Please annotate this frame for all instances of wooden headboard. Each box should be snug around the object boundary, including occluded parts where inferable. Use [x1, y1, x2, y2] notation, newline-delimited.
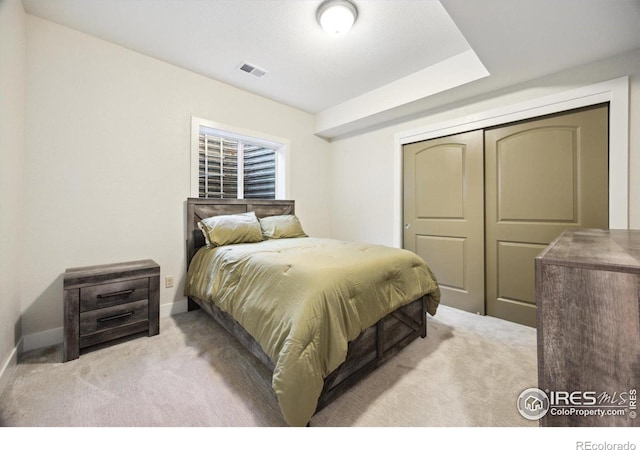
[186, 198, 295, 265]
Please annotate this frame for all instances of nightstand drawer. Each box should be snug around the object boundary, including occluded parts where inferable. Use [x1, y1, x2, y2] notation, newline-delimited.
[80, 278, 149, 312]
[80, 299, 149, 337]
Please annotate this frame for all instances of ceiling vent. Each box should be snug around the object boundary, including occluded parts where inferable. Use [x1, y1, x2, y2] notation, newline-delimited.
[238, 61, 267, 78]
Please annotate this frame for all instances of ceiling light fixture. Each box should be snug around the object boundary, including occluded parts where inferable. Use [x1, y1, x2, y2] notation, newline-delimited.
[317, 0, 358, 36]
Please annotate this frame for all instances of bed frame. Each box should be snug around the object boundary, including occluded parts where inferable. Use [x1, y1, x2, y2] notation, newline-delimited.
[185, 198, 427, 415]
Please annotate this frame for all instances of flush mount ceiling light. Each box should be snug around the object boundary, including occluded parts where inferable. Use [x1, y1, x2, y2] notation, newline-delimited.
[317, 0, 358, 36]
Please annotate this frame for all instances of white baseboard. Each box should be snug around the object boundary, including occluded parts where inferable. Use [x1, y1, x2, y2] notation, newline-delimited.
[22, 327, 63, 353]
[0, 341, 20, 397]
[19, 300, 190, 354]
[162, 299, 188, 317]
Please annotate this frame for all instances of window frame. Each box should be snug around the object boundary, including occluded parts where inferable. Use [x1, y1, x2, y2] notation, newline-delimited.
[190, 116, 290, 200]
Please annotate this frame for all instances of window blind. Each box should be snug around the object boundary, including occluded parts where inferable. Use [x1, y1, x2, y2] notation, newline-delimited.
[198, 130, 276, 199]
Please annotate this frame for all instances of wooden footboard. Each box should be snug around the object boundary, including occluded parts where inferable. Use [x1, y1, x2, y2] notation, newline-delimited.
[188, 294, 427, 414]
[317, 295, 426, 411]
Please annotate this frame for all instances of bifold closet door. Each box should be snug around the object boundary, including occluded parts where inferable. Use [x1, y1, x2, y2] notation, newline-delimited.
[403, 130, 485, 315]
[484, 104, 609, 327]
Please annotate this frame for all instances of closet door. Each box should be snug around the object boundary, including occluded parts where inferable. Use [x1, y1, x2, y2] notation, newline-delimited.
[403, 130, 485, 314]
[484, 104, 609, 327]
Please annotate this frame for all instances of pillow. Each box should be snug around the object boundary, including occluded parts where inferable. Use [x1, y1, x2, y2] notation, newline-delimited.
[197, 211, 263, 247]
[259, 214, 308, 239]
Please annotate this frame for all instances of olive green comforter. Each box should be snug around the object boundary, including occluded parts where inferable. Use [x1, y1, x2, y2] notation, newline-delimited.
[184, 237, 440, 426]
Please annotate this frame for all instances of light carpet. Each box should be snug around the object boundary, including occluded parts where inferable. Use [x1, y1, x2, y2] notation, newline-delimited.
[0, 305, 538, 427]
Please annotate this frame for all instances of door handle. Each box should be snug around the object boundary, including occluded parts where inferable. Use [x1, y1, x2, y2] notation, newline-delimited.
[405, 223, 411, 229]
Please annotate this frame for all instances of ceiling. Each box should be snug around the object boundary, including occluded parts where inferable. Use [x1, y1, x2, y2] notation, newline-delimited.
[21, 0, 640, 139]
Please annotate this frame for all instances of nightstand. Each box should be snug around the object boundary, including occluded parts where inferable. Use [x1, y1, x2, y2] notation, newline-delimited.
[63, 259, 160, 362]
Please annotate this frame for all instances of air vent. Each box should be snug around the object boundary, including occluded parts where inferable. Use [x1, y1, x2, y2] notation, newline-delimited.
[238, 61, 267, 78]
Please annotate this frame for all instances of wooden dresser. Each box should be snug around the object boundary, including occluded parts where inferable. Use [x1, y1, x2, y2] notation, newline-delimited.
[63, 259, 160, 361]
[535, 229, 640, 426]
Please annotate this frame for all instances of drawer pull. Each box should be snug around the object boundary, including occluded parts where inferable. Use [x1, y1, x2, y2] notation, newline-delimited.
[97, 289, 134, 299]
[98, 311, 134, 322]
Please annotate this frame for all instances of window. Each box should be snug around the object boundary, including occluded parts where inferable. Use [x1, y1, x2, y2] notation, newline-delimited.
[191, 117, 288, 199]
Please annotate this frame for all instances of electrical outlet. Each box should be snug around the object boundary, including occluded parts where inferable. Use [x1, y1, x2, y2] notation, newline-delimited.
[165, 276, 174, 288]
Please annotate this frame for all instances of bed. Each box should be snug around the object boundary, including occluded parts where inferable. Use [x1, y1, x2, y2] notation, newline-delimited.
[184, 198, 440, 426]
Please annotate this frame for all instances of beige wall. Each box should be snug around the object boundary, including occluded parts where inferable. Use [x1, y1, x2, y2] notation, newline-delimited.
[22, 16, 331, 338]
[330, 49, 640, 246]
[0, 0, 26, 384]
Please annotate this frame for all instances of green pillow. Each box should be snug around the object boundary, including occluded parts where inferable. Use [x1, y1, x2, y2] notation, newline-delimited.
[198, 211, 263, 247]
[259, 215, 308, 239]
